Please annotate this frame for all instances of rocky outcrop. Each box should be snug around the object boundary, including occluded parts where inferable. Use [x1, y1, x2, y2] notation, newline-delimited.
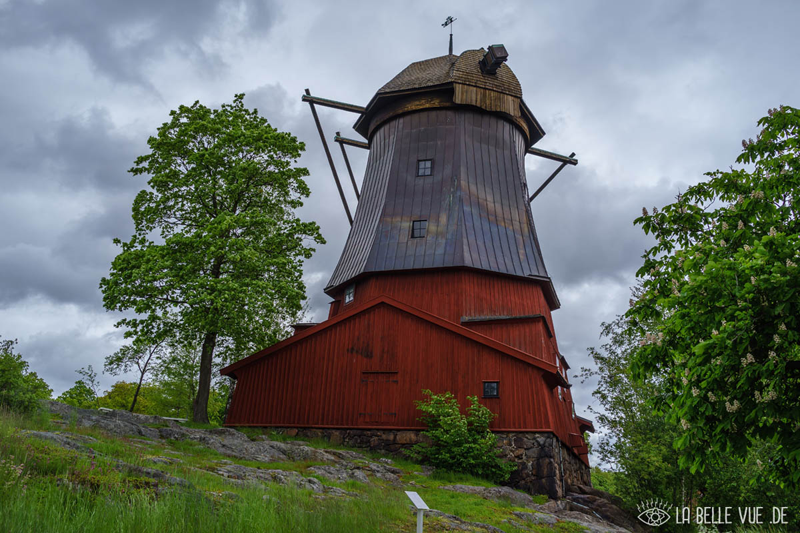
[271, 425, 591, 500]
[440, 484, 535, 508]
[566, 485, 647, 533]
[34, 402, 638, 532]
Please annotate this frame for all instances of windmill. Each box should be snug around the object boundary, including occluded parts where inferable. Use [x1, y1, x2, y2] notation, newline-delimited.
[222, 36, 593, 500]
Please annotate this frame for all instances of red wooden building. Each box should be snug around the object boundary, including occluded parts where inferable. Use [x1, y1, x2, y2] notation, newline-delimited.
[221, 45, 594, 494]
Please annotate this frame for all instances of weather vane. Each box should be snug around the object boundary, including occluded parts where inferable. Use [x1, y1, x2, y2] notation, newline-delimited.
[442, 16, 456, 55]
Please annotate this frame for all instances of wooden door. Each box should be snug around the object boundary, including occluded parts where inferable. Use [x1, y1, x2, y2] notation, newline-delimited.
[358, 371, 398, 425]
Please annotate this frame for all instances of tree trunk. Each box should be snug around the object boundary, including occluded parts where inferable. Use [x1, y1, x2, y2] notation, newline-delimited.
[192, 331, 217, 423]
[130, 372, 145, 413]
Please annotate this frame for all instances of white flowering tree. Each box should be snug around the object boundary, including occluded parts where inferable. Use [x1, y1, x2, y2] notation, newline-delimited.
[628, 105, 800, 487]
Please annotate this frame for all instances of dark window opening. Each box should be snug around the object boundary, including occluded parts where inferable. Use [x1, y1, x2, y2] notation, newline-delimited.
[483, 381, 499, 398]
[344, 284, 355, 305]
[411, 220, 427, 239]
[417, 159, 433, 177]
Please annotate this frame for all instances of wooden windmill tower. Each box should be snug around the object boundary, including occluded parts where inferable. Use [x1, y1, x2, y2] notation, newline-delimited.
[222, 38, 594, 498]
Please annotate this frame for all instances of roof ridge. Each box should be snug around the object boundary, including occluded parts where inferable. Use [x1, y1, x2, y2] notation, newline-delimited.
[220, 295, 561, 378]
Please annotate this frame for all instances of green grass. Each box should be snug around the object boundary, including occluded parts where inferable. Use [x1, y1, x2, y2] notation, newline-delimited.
[0, 407, 612, 533]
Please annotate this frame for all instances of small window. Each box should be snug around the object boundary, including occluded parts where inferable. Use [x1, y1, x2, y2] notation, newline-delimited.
[344, 284, 355, 305]
[483, 381, 499, 398]
[411, 220, 427, 239]
[417, 159, 432, 177]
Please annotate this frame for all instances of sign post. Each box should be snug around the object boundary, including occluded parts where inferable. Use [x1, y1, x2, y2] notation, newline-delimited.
[405, 491, 429, 533]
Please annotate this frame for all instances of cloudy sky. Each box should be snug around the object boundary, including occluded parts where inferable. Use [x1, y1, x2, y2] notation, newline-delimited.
[1, 0, 796, 429]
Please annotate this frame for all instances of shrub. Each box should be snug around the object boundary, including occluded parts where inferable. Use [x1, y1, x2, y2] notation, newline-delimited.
[0, 337, 52, 414]
[408, 390, 515, 483]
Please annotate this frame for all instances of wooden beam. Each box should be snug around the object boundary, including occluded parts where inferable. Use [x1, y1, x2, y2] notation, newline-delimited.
[526, 147, 578, 165]
[304, 89, 353, 226]
[336, 131, 360, 200]
[528, 152, 576, 203]
[300, 94, 365, 114]
[334, 135, 369, 150]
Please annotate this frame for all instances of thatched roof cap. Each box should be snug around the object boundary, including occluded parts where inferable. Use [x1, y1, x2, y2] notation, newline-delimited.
[354, 48, 543, 147]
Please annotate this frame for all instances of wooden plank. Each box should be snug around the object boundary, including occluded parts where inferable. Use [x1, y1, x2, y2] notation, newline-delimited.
[300, 94, 365, 114]
[526, 147, 578, 165]
[304, 89, 353, 225]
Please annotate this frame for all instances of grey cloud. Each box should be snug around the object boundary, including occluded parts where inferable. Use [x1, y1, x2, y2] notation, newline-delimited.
[0, 0, 279, 87]
[0, 243, 103, 307]
[21, 326, 124, 396]
[0, 106, 143, 194]
[533, 169, 683, 288]
[0, 193, 135, 308]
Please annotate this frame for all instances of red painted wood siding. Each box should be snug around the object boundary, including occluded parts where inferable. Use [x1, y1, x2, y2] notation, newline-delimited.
[331, 270, 558, 348]
[463, 320, 557, 366]
[225, 301, 587, 463]
[227, 303, 554, 429]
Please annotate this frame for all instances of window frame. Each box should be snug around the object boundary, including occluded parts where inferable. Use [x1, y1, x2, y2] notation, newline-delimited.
[410, 219, 428, 239]
[344, 284, 355, 305]
[416, 159, 433, 177]
[482, 380, 500, 399]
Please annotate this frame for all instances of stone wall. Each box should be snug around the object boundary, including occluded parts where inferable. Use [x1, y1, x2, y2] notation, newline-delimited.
[495, 432, 591, 499]
[270, 427, 591, 499]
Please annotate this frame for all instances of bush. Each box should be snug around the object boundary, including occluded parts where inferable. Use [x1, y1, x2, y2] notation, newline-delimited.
[0, 337, 52, 414]
[408, 390, 515, 483]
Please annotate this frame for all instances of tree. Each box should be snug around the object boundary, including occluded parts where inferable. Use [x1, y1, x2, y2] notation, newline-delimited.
[0, 336, 52, 413]
[105, 336, 167, 412]
[585, 306, 800, 526]
[57, 366, 100, 409]
[100, 94, 324, 423]
[582, 310, 687, 509]
[628, 105, 800, 486]
[408, 390, 515, 483]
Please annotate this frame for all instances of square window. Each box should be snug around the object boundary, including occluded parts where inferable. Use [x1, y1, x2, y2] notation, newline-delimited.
[344, 284, 355, 305]
[417, 159, 432, 177]
[411, 220, 427, 239]
[483, 381, 499, 398]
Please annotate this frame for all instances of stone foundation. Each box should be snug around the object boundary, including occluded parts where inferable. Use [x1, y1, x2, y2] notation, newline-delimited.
[495, 432, 591, 499]
[269, 427, 590, 499]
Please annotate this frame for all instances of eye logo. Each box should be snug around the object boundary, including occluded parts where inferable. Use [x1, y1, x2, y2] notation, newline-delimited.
[637, 499, 672, 527]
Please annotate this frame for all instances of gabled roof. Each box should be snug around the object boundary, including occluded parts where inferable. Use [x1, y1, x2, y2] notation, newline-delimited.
[220, 295, 566, 386]
[576, 415, 595, 434]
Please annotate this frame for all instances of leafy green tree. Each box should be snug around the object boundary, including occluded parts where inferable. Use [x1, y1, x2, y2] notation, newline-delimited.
[105, 336, 167, 412]
[57, 366, 100, 409]
[585, 311, 799, 528]
[98, 381, 159, 414]
[409, 390, 515, 483]
[628, 105, 800, 486]
[0, 336, 52, 413]
[100, 94, 325, 423]
[582, 312, 687, 509]
[57, 381, 97, 409]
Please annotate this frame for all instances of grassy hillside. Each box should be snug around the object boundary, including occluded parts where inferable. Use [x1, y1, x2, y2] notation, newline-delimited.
[0, 405, 599, 533]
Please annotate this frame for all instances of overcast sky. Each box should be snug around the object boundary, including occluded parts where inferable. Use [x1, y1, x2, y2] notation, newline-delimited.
[1, 0, 797, 436]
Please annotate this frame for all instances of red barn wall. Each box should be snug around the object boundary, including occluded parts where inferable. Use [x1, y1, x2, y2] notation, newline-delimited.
[329, 270, 558, 349]
[226, 302, 571, 440]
